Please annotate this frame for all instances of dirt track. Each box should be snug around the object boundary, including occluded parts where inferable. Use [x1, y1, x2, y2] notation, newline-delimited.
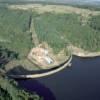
[30, 18, 39, 46]
[8, 4, 100, 16]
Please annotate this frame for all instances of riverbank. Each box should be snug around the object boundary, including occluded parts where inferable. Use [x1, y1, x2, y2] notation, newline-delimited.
[68, 45, 100, 58]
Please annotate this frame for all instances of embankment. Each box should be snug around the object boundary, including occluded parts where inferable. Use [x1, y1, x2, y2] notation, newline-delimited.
[69, 45, 100, 58]
[7, 54, 72, 79]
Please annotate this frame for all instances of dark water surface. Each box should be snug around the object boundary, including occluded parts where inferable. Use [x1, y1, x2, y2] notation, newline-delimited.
[18, 56, 100, 100]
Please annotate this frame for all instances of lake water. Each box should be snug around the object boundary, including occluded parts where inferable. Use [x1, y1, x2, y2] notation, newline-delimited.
[17, 56, 100, 100]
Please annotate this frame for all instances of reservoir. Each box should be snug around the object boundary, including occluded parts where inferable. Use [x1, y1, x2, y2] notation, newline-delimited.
[17, 56, 100, 100]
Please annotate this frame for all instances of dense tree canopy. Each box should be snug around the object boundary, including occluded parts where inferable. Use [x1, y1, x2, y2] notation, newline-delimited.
[33, 12, 100, 52]
[89, 15, 100, 31]
[0, 8, 33, 58]
[0, 46, 18, 68]
[0, 75, 43, 100]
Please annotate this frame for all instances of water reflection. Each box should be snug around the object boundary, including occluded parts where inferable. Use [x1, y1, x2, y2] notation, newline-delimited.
[17, 56, 100, 100]
[18, 79, 56, 100]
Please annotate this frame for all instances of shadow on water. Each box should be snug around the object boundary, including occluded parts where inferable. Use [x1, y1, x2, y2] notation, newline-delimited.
[6, 66, 38, 75]
[6, 62, 68, 75]
[7, 56, 100, 100]
[5, 65, 59, 76]
[17, 79, 56, 100]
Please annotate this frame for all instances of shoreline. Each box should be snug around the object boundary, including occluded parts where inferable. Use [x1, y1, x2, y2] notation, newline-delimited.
[8, 49, 100, 79]
[73, 52, 100, 58]
[68, 45, 100, 58]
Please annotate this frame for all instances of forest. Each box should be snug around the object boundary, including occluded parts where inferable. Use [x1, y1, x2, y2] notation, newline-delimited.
[0, 75, 42, 100]
[0, 8, 33, 58]
[0, 46, 42, 100]
[0, 5, 100, 56]
[33, 12, 100, 52]
[0, 4, 100, 99]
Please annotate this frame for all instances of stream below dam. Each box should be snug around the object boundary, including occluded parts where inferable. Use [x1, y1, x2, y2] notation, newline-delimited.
[17, 56, 100, 100]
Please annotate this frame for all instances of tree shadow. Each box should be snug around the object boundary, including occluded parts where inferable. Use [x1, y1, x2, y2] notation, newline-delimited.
[6, 66, 56, 100]
[6, 57, 70, 76]
[5, 64, 60, 76]
[6, 65, 34, 75]
[17, 79, 56, 100]
[0, 47, 18, 74]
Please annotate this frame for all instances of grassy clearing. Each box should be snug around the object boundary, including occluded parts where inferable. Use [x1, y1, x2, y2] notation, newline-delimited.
[9, 4, 100, 16]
